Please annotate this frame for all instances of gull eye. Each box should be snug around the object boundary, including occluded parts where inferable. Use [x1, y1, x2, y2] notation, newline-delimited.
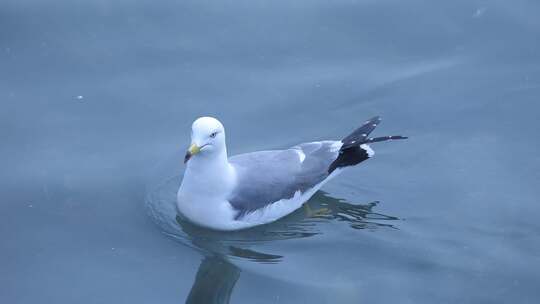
[210, 132, 217, 138]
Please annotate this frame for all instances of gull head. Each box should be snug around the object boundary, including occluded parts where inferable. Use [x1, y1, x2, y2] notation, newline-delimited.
[184, 117, 226, 164]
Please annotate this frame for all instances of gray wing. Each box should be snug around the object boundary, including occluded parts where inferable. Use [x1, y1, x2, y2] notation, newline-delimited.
[228, 141, 340, 217]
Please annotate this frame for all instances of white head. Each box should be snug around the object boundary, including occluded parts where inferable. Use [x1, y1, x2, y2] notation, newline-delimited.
[184, 117, 227, 164]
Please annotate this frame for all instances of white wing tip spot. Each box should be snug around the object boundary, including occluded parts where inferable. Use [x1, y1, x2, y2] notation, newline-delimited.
[360, 144, 375, 157]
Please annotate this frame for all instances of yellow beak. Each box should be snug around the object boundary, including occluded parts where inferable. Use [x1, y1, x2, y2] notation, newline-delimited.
[189, 144, 201, 155]
[184, 144, 201, 163]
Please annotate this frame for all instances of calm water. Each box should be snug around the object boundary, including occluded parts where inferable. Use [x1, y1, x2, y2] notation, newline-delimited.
[2, 0, 540, 303]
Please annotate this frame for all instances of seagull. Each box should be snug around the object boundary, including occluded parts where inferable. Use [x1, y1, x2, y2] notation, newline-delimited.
[177, 116, 406, 231]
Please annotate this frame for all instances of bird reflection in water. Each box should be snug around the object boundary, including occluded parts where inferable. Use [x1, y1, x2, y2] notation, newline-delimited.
[185, 256, 240, 304]
[146, 177, 398, 303]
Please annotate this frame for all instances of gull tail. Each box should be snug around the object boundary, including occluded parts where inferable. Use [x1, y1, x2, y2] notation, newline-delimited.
[328, 116, 407, 173]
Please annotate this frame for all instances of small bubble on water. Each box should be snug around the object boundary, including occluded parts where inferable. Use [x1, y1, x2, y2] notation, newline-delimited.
[473, 7, 486, 18]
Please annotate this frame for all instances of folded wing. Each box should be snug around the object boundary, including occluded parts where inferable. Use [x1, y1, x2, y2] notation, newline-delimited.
[228, 141, 340, 218]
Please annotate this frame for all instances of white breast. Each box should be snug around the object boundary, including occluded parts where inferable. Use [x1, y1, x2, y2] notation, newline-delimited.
[177, 157, 239, 230]
[176, 191, 239, 230]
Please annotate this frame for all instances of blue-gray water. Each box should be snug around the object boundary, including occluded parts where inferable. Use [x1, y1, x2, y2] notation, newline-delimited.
[2, 0, 540, 303]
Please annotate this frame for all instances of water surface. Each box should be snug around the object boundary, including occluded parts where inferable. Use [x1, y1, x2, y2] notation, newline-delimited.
[2, 0, 540, 303]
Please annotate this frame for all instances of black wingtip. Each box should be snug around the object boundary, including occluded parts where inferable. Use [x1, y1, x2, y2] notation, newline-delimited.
[341, 116, 382, 149]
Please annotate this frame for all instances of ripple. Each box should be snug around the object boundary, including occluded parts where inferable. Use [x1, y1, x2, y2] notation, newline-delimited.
[145, 174, 398, 263]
